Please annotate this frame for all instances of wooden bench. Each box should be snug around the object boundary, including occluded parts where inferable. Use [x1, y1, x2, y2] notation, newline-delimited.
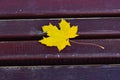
[0, 0, 120, 80]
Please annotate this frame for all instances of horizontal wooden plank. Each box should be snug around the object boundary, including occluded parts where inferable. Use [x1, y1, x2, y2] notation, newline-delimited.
[0, 65, 119, 80]
[0, 0, 120, 18]
[0, 39, 119, 65]
[0, 18, 120, 40]
[0, 39, 120, 59]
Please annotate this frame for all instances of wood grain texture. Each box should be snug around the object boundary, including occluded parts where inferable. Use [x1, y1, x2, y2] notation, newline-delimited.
[0, 0, 120, 18]
[0, 18, 120, 40]
[0, 65, 119, 80]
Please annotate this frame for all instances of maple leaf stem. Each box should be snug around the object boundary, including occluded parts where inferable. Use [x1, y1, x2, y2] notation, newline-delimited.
[70, 40, 104, 49]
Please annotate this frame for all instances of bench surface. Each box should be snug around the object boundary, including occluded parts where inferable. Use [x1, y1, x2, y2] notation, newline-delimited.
[0, 0, 120, 80]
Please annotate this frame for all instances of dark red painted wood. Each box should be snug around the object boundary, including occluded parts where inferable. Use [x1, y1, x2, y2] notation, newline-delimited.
[0, 65, 119, 80]
[0, 18, 120, 40]
[0, 39, 119, 61]
[0, 0, 120, 18]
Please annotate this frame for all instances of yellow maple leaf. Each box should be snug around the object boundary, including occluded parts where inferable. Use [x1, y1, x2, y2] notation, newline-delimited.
[38, 19, 78, 51]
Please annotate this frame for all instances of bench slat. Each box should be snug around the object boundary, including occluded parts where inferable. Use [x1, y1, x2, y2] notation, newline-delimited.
[0, 39, 119, 65]
[0, 65, 119, 80]
[0, 0, 120, 18]
[0, 18, 120, 40]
